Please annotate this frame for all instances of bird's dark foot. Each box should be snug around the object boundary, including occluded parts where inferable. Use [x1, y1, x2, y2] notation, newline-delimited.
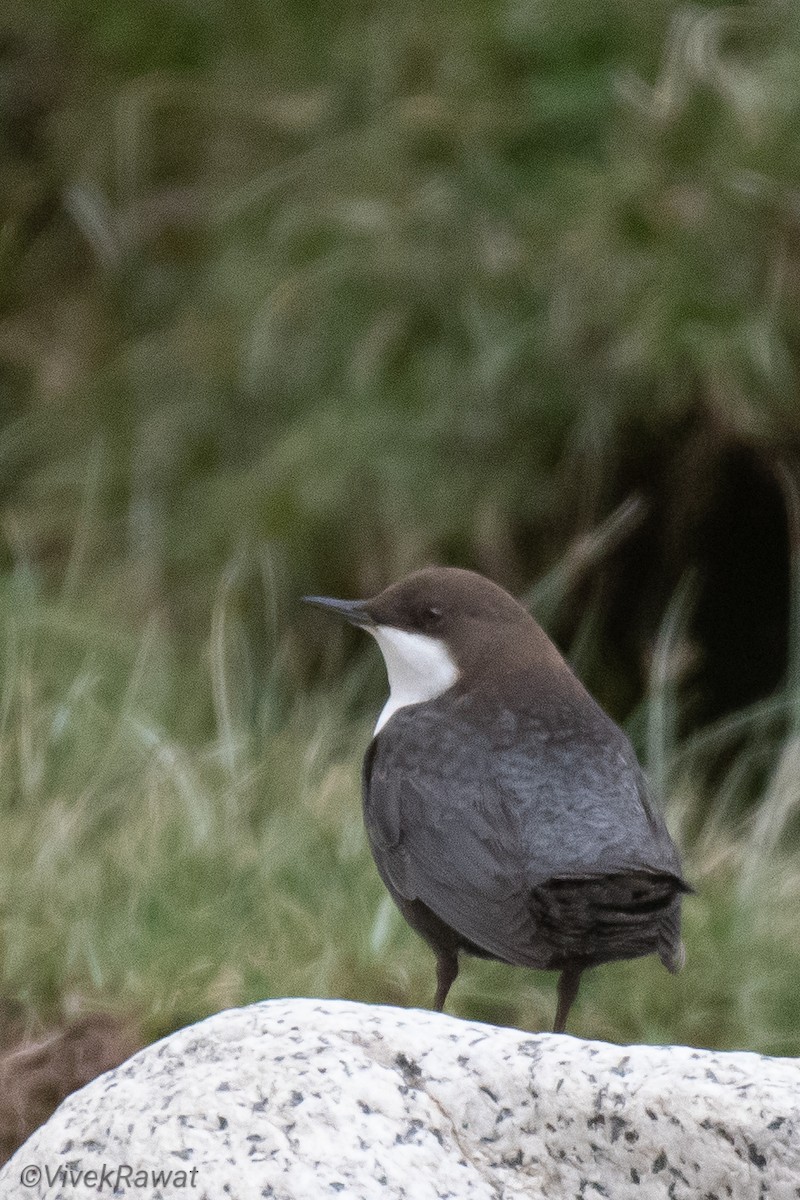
[433, 951, 459, 1011]
[553, 963, 584, 1033]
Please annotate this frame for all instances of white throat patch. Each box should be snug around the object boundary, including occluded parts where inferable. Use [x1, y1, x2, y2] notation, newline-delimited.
[369, 626, 460, 734]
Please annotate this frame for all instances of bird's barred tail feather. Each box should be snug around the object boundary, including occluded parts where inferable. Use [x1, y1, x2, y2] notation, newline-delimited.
[530, 870, 686, 970]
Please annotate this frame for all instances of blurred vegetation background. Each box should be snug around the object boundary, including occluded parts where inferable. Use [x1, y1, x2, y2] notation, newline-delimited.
[2, 0, 800, 1077]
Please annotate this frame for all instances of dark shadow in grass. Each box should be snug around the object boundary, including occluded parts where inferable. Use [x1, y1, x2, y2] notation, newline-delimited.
[0, 1003, 142, 1164]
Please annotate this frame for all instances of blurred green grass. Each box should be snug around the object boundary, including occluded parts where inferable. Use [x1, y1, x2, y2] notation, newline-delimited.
[2, 0, 800, 1054]
[3, 0, 800, 616]
[2, 556, 800, 1054]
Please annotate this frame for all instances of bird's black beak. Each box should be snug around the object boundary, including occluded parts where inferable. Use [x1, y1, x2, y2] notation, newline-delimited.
[302, 595, 375, 628]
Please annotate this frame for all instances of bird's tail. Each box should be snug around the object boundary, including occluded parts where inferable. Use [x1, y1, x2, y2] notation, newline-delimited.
[531, 870, 687, 969]
[657, 900, 686, 973]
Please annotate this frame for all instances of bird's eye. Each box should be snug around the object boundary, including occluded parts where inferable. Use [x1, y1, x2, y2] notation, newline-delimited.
[422, 605, 442, 626]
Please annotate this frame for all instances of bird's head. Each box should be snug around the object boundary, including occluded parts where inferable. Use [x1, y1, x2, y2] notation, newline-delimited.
[304, 567, 535, 730]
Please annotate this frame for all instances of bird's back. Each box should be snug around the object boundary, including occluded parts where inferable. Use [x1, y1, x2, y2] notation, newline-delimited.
[363, 676, 687, 973]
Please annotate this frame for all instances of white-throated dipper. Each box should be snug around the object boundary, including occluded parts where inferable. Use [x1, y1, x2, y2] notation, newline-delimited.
[305, 566, 688, 1032]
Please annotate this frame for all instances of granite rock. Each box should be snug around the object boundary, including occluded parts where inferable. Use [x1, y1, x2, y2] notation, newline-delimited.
[1, 998, 798, 1199]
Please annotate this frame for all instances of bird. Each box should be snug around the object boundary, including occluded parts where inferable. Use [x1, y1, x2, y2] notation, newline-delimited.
[304, 566, 689, 1032]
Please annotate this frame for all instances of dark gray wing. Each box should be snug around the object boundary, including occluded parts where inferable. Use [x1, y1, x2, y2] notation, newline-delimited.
[363, 689, 686, 969]
[364, 722, 542, 966]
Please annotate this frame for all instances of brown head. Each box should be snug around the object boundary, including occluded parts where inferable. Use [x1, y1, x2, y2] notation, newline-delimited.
[304, 567, 567, 731]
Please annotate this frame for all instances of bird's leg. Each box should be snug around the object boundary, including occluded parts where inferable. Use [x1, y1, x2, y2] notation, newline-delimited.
[433, 950, 459, 1011]
[553, 963, 583, 1033]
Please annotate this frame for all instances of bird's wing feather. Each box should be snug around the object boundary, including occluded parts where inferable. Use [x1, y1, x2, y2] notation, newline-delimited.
[364, 733, 541, 965]
[363, 690, 686, 968]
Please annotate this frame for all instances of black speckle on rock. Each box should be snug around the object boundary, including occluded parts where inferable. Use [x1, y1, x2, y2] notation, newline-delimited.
[395, 1053, 423, 1086]
[480, 1085, 498, 1103]
[503, 1150, 523, 1168]
[252, 1097, 269, 1113]
[218, 1116, 228, 1130]
[587, 1114, 606, 1130]
[611, 1056, 631, 1077]
[577, 1182, 608, 1197]
[290, 1091, 304, 1107]
[217, 1081, 232, 1092]
[653, 1151, 667, 1173]
[646, 1108, 658, 1121]
[631, 1168, 640, 1184]
[624, 1130, 640, 1143]
[329, 1183, 345, 1193]
[747, 1143, 767, 1170]
[395, 1118, 425, 1145]
[767, 1116, 785, 1131]
[609, 1116, 627, 1143]
[358, 1100, 373, 1114]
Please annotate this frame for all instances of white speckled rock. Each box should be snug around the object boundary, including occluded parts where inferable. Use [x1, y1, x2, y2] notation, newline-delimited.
[2, 998, 798, 1199]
